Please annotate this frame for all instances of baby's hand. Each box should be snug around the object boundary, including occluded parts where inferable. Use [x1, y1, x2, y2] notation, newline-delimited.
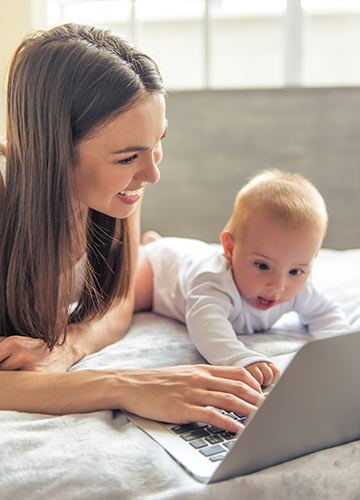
[245, 361, 280, 388]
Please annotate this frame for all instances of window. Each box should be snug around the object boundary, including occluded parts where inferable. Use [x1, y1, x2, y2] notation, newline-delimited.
[47, 0, 360, 89]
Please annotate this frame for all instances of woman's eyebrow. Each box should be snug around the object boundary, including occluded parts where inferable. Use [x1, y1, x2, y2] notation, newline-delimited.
[111, 145, 148, 154]
[110, 121, 168, 155]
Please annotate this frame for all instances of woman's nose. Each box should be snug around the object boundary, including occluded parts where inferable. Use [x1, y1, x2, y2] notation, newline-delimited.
[154, 142, 163, 166]
[150, 165, 161, 184]
[137, 151, 161, 185]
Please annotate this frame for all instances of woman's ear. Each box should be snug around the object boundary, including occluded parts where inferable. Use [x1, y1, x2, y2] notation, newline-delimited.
[221, 231, 234, 262]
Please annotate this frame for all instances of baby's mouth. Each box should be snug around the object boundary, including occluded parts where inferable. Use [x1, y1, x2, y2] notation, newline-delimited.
[258, 297, 274, 305]
[256, 296, 276, 309]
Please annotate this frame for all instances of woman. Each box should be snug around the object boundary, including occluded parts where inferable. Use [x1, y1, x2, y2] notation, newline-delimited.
[0, 23, 261, 432]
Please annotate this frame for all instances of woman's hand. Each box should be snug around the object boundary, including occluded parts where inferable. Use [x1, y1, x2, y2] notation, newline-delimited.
[0, 336, 74, 372]
[114, 364, 264, 433]
[0, 293, 136, 373]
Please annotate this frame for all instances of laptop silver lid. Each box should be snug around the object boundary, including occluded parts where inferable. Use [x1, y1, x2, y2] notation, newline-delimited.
[211, 331, 360, 482]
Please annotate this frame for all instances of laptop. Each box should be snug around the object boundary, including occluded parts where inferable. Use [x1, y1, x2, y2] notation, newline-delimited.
[127, 331, 360, 483]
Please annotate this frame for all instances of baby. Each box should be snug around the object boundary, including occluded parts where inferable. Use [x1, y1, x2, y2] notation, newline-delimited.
[135, 169, 350, 386]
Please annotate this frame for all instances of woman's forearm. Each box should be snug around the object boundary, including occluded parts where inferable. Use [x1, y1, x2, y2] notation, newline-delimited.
[0, 365, 263, 433]
[0, 369, 122, 414]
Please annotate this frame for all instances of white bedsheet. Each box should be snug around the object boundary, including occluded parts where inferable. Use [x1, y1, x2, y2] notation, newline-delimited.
[1, 248, 360, 500]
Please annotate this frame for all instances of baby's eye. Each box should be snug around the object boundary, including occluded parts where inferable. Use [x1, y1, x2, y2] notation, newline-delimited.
[255, 262, 270, 271]
[118, 154, 138, 165]
[289, 268, 303, 276]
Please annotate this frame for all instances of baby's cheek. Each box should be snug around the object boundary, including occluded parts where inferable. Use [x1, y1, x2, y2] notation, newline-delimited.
[286, 281, 307, 301]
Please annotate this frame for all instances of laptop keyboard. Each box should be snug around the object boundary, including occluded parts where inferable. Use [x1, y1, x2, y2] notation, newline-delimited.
[170, 410, 247, 462]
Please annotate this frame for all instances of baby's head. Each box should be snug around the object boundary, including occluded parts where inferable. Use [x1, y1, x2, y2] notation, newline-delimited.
[221, 169, 328, 310]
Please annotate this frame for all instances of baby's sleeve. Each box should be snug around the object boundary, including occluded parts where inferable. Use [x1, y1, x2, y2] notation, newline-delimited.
[294, 280, 351, 334]
[185, 275, 272, 367]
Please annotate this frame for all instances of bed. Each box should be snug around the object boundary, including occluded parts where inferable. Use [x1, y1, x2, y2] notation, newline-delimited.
[1, 88, 360, 499]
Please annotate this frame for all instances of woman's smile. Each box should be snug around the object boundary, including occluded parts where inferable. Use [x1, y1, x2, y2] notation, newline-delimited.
[117, 187, 144, 204]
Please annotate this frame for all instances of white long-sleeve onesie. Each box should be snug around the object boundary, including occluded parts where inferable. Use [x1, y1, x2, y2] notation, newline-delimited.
[141, 237, 350, 367]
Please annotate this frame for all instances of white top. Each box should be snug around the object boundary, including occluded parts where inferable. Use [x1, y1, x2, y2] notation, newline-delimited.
[141, 237, 351, 367]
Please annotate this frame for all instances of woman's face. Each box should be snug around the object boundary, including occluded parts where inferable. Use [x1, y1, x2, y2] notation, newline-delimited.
[73, 93, 166, 219]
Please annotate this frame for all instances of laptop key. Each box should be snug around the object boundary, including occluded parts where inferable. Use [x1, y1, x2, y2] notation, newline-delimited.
[190, 438, 208, 449]
[205, 434, 224, 445]
[180, 429, 210, 441]
[224, 439, 237, 449]
[210, 454, 226, 462]
[207, 425, 224, 434]
[170, 422, 207, 434]
[213, 408, 227, 414]
[199, 444, 226, 457]
[220, 431, 236, 440]
[233, 414, 247, 423]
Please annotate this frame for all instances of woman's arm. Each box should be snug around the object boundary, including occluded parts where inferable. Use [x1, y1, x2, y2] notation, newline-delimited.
[0, 364, 263, 433]
[0, 203, 141, 372]
[0, 296, 135, 372]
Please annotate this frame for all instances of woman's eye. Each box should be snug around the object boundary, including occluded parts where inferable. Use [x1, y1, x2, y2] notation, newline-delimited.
[255, 262, 269, 271]
[289, 268, 302, 276]
[118, 154, 138, 165]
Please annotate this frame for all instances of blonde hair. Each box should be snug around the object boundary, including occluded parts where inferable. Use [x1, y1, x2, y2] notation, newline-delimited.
[223, 169, 328, 242]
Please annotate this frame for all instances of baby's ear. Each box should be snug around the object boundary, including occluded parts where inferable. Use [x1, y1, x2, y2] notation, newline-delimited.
[221, 231, 234, 262]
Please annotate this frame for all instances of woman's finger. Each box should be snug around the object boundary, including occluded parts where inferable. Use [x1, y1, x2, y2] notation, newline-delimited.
[173, 364, 264, 408]
[0, 340, 12, 364]
[205, 377, 263, 409]
[244, 364, 264, 386]
[196, 388, 261, 418]
[180, 364, 264, 406]
[0, 355, 19, 370]
[184, 405, 245, 434]
[207, 365, 262, 393]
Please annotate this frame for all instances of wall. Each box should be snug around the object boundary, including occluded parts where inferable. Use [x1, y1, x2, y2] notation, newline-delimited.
[141, 87, 360, 249]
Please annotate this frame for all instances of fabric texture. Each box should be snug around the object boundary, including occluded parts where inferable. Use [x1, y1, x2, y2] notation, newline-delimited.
[1, 248, 359, 500]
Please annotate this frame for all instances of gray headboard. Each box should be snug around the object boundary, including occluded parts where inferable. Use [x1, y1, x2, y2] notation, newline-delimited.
[142, 87, 360, 250]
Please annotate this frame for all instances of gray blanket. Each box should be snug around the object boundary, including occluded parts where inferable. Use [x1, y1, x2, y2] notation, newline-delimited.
[1, 249, 360, 500]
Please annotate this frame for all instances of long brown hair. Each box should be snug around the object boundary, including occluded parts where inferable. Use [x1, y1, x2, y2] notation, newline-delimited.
[0, 23, 165, 348]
